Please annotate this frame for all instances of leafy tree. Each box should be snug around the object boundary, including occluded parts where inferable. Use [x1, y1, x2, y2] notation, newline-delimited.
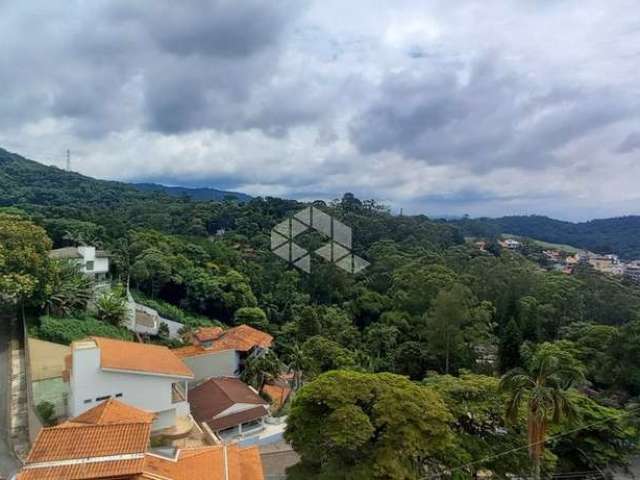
[285, 343, 306, 391]
[36, 401, 56, 426]
[499, 318, 523, 372]
[391, 263, 458, 316]
[608, 319, 640, 394]
[424, 284, 471, 374]
[234, 306, 268, 330]
[551, 392, 639, 472]
[425, 373, 532, 476]
[45, 260, 94, 316]
[95, 288, 127, 326]
[285, 370, 453, 480]
[301, 336, 357, 379]
[392, 341, 432, 380]
[363, 322, 400, 372]
[295, 305, 321, 341]
[500, 343, 585, 480]
[0, 212, 51, 306]
[241, 349, 283, 391]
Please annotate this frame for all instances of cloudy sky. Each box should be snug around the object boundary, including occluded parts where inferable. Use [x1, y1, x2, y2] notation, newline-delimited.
[2, 0, 640, 220]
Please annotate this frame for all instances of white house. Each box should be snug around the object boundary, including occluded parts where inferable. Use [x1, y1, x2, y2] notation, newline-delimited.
[49, 246, 110, 280]
[65, 336, 194, 431]
[173, 325, 273, 385]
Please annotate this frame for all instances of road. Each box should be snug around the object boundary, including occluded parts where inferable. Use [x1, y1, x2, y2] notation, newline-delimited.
[0, 313, 20, 478]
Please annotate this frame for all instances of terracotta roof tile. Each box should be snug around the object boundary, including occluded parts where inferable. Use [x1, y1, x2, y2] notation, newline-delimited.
[189, 377, 267, 424]
[27, 422, 150, 463]
[64, 399, 155, 426]
[262, 383, 292, 410]
[140, 445, 264, 480]
[91, 337, 193, 378]
[173, 325, 272, 358]
[194, 326, 224, 342]
[18, 458, 144, 480]
[237, 445, 266, 480]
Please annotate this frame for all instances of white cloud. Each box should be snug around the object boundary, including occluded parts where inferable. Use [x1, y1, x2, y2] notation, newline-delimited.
[1, 0, 640, 220]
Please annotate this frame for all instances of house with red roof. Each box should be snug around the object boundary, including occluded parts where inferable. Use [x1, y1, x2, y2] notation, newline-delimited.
[66, 337, 194, 431]
[189, 377, 270, 439]
[17, 399, 265, 480]
[173, 325, 273, 384]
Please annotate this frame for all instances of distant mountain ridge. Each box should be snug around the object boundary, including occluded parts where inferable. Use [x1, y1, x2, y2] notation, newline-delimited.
[454, 214, 640, 259]
[0, 147, 250, 207]
[132, 182, 251, 202]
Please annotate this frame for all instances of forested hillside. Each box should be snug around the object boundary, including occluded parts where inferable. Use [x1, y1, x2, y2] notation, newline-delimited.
[2, 147, 640, 478]
[455, 214, 640, 258]
[133, 182, 252, 202]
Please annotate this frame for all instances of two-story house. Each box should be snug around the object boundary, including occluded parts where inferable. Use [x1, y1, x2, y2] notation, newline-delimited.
[173, 325, 273, 384]
[65, 336, 193, 431]
[49, 246, 110, 281]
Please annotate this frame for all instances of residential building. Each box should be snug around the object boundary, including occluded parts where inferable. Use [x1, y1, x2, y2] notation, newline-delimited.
[500, 238, 521, 250]
[65, 336, 193, 431]
[17, 398, 265, 480]
[587, 253, 621, 275]
[189, 377, 270, 439]
[625, 262, 640, 283]
[173, 325, 273, 384]
[49, 246, 110, 280]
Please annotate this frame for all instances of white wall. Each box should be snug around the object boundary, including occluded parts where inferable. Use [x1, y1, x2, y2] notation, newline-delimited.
[183, 350, 239, 385]
[69, 343, 190, 430]
[213, 403, 267, 419]
[77, 246, 109, 274]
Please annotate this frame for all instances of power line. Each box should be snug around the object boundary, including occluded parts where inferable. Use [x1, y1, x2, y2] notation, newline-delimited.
[66, 149, 71, 171]
[419, 404, 640, 480]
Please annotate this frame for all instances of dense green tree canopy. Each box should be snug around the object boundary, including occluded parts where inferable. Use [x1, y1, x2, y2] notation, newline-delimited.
[285, 370, 453, 480]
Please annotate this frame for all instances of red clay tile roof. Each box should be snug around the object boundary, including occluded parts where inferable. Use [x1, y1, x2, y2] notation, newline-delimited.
[91, 337, 193, 378]
[173, 324, 273, 358]
[139, 444, 264, 480]
[26, 422, 150, 463]
[64, 399, 155, 426]
[206, 406, 268, 431]
[18, 398, 265, 480]
[189, 377, 268, 424]
[18, 458, 145, 480]
[194, 326, 224, 342]
[262, 383, 292, 410]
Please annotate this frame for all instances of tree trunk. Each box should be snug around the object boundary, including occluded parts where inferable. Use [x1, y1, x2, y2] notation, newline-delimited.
[533, 456, 541, 480]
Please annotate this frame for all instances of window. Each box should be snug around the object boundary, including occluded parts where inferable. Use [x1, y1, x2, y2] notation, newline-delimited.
[96, 395, 110, 401]
[115, 393, 123, 398]
[83, 399, 92, 404]
[86, 260, 94, 271]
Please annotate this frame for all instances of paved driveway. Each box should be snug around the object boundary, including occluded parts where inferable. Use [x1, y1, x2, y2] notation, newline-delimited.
[0, 313, 20, 478]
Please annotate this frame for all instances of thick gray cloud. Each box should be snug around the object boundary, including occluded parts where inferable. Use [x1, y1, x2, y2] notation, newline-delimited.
[1, 0, 640, 220]
[617, 132, 640, 154]
[350, 58, 635, 170]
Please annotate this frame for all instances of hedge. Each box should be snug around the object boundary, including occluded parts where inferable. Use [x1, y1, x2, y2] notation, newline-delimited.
[35, 315, 133, 345]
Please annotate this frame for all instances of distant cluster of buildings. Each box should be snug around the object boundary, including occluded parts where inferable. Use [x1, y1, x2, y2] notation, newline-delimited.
[473, 238, 640, 282]
[542, 249, 640, 279]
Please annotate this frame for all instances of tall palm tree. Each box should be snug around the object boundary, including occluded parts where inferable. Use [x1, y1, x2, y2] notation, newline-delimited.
[499, 345, 584, 480]
[286, 344, 306, 391]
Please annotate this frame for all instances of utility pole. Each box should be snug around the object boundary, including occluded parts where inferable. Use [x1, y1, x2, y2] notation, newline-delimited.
[66, 149, 71, 171]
